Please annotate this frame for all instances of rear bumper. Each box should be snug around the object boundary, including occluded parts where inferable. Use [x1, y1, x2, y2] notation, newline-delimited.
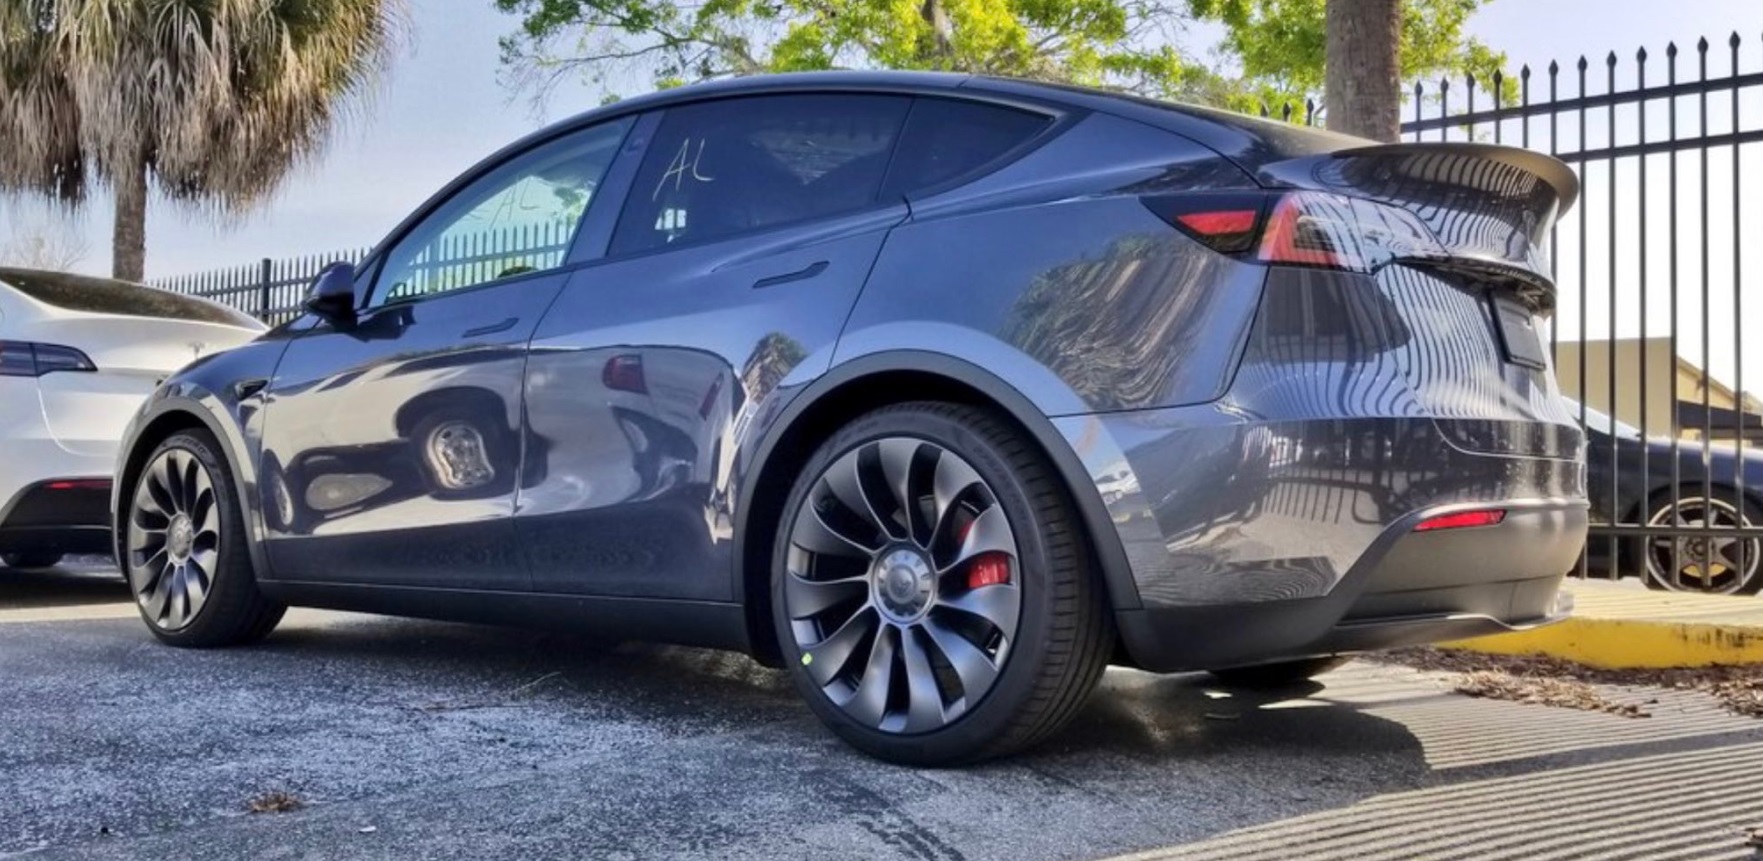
[0, 478, 114, 555]
[1113, 499, 1585, 672]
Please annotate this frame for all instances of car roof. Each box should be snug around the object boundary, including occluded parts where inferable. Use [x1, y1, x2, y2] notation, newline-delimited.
[502, 71, 1363, 184]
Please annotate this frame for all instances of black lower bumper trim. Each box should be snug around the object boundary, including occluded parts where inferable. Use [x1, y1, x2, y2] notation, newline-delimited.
[1114, 500, 1587, 672]
[0, 479, 115, 556]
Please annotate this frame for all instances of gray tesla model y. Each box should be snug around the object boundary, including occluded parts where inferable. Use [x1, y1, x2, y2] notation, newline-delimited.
[113, 72, 1587, 765]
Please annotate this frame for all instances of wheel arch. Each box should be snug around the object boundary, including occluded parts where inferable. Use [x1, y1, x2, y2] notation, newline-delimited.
[732, 351, 1141, 666]
[112, 402, 267, 577]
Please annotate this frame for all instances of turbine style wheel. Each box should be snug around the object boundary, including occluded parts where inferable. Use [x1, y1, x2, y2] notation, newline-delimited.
[125, 430, 285, 646]
[774, 402, 1111, 765]
[1643, 493, 1763, 595]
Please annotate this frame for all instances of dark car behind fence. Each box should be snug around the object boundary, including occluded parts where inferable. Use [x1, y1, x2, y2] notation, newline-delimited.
[151, 37, 1763, 594]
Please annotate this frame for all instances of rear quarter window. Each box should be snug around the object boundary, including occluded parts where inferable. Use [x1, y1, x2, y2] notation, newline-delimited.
[881, 98, 1053, 197]
[0, 270, 260, 328]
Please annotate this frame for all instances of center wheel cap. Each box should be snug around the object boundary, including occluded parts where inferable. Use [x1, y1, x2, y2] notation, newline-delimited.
[874, 547, 934, 622]
[166, 514, 195, 562]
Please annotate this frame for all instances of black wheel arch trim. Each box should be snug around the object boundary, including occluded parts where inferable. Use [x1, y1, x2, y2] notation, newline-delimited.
[111, 393, 272, 581]
[730, 350, 1144, 652]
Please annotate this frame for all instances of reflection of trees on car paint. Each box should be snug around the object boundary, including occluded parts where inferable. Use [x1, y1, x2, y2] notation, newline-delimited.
[741, 332, 807, 404]
[1003, 234, 1241, 411]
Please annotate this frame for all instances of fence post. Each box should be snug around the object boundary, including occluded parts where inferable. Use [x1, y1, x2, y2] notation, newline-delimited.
[257, 258, 272, 322]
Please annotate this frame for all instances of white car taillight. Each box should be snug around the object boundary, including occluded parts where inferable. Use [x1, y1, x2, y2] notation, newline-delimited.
[0, 341, 98, 376]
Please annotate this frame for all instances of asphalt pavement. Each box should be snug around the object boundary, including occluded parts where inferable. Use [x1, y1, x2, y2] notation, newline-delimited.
[3, 562, 1761, 860]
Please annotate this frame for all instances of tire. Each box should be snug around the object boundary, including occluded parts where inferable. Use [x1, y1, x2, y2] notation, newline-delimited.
[1, 551, 63, 570]
[1208, 656, 1350, 688]
[1639, 488, 1763, 596]
[772, 402, 1112, 766]
[123, 430, 285, 647]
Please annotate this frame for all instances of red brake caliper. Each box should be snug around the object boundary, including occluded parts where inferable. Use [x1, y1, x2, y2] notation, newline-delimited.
[957, 518, 1011, 589]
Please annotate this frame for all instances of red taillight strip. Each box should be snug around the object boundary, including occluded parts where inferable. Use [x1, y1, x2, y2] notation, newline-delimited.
[1413, 509, 1506, 532]
[1257, 194, 1347, 268]
[1175, 210, 1259, 237]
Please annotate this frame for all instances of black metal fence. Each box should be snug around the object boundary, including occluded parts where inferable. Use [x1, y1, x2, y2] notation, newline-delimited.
[154, 251, 368, 325]
[1396, 35, 1763, 594]
[152, 37, 1763, 595]
[150, 222, 576, 325]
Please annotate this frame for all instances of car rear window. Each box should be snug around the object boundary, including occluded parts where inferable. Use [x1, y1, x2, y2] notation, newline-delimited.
[0, 270, 260, 328]
[610, 94, 912, 254]
[881, 98, 1053, 197]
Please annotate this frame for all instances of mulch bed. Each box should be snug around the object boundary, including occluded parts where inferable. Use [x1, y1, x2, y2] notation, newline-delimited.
[1371, 647, 1763, 719]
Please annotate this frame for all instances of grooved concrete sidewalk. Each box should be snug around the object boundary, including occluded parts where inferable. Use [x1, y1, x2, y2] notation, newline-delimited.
[1113, 740, 1763, 861]
[1450, 579, 1763, 668]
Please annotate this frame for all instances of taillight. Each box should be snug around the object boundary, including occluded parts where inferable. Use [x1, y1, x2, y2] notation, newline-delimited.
[1414, 508, 1506, 532]
[0, 341, 96, 377]
[698, 375, 723, 418]
[1258, 191, 1445, 272]
[1144, 190, 1446, 272]
[602, 354, 647, 394]
[1140, 193, 1267, 253]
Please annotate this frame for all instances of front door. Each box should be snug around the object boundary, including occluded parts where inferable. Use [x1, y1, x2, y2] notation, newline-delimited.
[258, 118, 634, 589]
[516, 93, 915, 600]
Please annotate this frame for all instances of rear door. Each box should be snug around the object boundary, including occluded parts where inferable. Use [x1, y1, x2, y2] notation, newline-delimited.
[517, 92, 914, 600]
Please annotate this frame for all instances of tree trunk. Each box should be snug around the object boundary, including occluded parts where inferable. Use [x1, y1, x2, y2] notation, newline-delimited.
[1325, 0, 1402, 142]
[920, 0, 954, 63]
[111, 160, 148, 282]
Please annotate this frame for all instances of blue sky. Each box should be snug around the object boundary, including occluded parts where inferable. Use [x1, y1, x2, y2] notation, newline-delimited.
[4, 0, 1760, 282]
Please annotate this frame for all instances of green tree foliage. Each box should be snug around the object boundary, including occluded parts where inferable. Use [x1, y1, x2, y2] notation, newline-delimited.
[496, 0, 1507, 116]
[495, 0, 1225, 104]
[1189, 0, 1512, 113]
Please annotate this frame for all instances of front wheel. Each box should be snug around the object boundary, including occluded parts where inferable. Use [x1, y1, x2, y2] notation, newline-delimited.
[1, 552, 63, 570]
[124, 430, 285, 647]
[1641, 492, 1763, 595]
[773, 402, 1112, 766]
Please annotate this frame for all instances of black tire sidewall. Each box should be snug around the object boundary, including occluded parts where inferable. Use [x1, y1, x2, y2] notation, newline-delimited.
[771, 405, 1066, 765]
[128, 430, 274, 645]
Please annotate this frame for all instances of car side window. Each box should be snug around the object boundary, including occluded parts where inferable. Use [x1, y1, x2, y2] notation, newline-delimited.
[880, 98, 1053, 198]
[610, 94, 911, 255]
[371, 118, 634, 307]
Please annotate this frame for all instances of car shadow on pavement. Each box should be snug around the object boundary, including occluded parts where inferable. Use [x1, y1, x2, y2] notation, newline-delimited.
[0, 563, 128, 611]
[256, 610, 1434, 775]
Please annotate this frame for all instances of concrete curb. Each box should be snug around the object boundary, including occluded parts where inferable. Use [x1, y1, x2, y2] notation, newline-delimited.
[1444, 580, 1763, 669]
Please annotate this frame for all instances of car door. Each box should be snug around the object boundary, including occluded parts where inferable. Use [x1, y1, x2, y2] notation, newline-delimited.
[258, 117, 634, 589]
[516, 92, 916, 600]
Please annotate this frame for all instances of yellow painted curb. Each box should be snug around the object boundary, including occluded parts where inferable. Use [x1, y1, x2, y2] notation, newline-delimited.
[1444, 616, 1763, 669]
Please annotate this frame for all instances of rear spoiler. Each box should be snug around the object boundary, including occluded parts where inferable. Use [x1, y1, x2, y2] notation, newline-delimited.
[1253, 142, 1579, 285]
[1318, 142, 1580, 214]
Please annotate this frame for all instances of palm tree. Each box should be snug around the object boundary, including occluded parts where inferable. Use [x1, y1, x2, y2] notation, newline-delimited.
[0, 0, 405, 281]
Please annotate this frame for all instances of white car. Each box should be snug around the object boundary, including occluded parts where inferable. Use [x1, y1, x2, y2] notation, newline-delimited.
[0, 268, 264, 570]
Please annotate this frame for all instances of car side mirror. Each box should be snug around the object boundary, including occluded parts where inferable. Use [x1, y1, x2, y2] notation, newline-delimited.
[304, 262, 358, 327]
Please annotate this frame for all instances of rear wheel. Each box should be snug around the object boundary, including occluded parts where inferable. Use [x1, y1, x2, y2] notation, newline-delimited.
[124, 430, 285, 647]
[1, 552, 63, 570]
[773, 402, 1112, 766]
[1209, 656, 1350, 688]
[1641, 492, 1763, 595]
